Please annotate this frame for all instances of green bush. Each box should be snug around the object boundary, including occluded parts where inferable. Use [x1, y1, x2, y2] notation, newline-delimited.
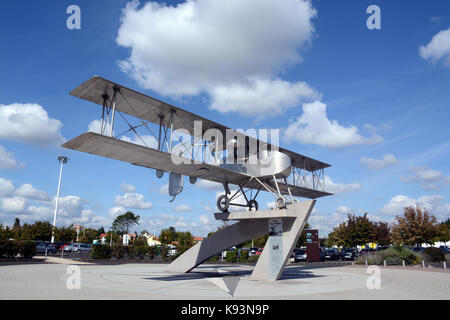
[19, 240, 36, 258]
[225, 251, 237, 263]
[393, 246, 420, 265]
[0, 240, 7, 258]
[248, 255, 260, 263]
[385, 257, 401, 265]
[4, 241, 19, 259]
[160, 246, 170, 261]
[208, 254, 219, 261]
[0, 240, 36, 259]
[91, 244, 112, 259]
[134, 245, 150, 260]
[239, 250, 249, 262]
[112, 245, 125, 259]
[148, 246, 157, 259]
[423, 247, 445, 262]
[124, 245, 136, 259]
[356, 246, 420, 265]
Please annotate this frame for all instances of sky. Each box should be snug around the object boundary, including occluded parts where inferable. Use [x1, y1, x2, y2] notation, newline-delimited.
[0, 0, 449, 237]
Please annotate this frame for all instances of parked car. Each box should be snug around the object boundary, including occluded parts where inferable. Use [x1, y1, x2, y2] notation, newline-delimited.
[168, 246, 177, 257]
[72, 243, 91, 253]
[36, 241, 47, 254]
[294, 249, 307, 262]
[440, 246, 450, 254]
[340, 249, 355, 261]
[35, 241, 57, 254]
[249, 247, 258, 256]
[64, 243, 75, 252]
[324, 248, 341, 260]
[255, 248, 263, 255]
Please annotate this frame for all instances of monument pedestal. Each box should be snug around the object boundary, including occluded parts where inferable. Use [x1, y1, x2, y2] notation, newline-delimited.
[165, 200, 316, 281]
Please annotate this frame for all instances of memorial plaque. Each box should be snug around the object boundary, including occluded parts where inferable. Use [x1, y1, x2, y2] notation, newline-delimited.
[305, 229, 319, 262]
[268, 218, 283, 280]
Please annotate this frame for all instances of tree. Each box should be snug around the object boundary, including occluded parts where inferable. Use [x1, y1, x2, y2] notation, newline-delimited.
[177, 231, 194, 247]
[54, 225, 76, 242]
[12, 218, 21, 239]
[436, 219, 450, 243]
[296, 223, 311, 247]
[160, 227, 177, 246]
[328, 213, 375, 248]
[373, 222, 391, 246]
[20, 221, 53, 241]
[391, 206, 438, 248]
[111, 211, 140, 236]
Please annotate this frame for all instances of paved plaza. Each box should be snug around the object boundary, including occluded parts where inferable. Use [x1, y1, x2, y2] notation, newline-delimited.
[0, 259, 449, 299]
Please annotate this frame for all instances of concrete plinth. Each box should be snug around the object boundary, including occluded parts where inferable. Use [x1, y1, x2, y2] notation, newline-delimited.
[166, 200, 316, 281]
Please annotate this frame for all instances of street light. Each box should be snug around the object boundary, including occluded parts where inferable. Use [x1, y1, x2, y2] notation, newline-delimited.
[51, 156, 69, 243]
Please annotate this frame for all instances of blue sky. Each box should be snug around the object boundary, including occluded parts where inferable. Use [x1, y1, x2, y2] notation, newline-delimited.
[0, 0, 449, 237]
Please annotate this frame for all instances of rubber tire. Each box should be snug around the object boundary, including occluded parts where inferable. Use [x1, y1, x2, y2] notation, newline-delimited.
[248, 200, 258, 211]
[217, 195, 230, 212]
[276, 196, 286, 209]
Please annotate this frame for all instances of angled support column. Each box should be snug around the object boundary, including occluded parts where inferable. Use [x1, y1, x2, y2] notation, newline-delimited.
[166, 200, 316, 281]
[250, 200, 315, 281]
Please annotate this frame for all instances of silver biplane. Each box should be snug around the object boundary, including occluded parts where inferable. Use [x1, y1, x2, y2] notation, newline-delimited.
[63, 76, 332, 212]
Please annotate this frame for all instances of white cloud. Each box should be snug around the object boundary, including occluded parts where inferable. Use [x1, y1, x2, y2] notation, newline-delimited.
[360, 154, 398, 171]
[284, 101, 383, 148]
[0, 179, 111, 228]
[88, 119, 102, 133]
[0, 145, 25, 170]
[209, 78, 320, 117]
[419, 27, 450, 67]
[114, 192, 153, 209]
[0, 178, 14, 197]
[324, 176, 362, 195]
[1, 196, 28, 213]
[445, 175, 450, 186]
[399, 165, 443, 190]
[195, 179, 222, 191]
[381, 194, 449, 221]
[174, 204, 192, 212]
[121, 134, 158, 149]
[159, 184, 169, 195]
[116, 0, 317, 116]
[14, 184, 51, 202]
[0, 103, 65, 146]
[199, 214, 211, 225]
[108, 206, 126, 218]
[119, 182, 136, 193]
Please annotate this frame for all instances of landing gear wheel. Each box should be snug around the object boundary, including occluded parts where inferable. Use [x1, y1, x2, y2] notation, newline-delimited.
[217, 195, 230, 212]
[276, 196, 286, 209]
[248, 200, 258, 211]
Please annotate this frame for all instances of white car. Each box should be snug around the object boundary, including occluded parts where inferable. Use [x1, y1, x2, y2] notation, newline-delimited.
[64, 244, 75, 252]
[72, 243, 91, 253]
[168, 246, 177, 257]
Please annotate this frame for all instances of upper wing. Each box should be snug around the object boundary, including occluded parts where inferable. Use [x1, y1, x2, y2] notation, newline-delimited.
[70, 76, 330, 172]
[62, 132, 251, 186]
[62, 132, 331, 199]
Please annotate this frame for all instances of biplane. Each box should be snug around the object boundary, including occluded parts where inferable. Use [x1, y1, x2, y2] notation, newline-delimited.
[62, 76, 332, 212]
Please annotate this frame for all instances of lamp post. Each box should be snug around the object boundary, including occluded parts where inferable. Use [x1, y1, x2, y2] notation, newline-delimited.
[51, 156, 69, 244]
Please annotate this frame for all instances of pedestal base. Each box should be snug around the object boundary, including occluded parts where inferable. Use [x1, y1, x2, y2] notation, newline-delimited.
[165, 200, 316, 281]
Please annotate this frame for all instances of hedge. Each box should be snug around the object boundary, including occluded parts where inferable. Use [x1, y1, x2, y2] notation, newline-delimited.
[422, 247, 445, 262]
[0, 240, 36, 259]
[225, 251, 237, 263]
[91, 244, 158, 260]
